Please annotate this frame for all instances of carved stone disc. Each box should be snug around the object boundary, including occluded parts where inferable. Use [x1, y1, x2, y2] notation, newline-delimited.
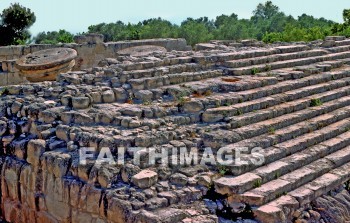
[15, 48, 77, 71]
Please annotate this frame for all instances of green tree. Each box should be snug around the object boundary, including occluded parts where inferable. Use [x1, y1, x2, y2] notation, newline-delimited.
[140, 18, 178, 39]
[88, 21, 127, 41]
[252, 1, 279, 21]
[331, 9, 350, 37]
[298, 14, 334, 28]
[214, 13, 238, 28]
[83, 1, 338, 44]
[34, 29, 74, 44]
[214, 18, 252, 40]
[343, 9, 350, 25]
[0, 3, 36, 45]
[179, 19, 213, 46]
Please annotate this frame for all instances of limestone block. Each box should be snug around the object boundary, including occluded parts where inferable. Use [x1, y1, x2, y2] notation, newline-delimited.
[4, 168, 20, 200]
[69, 179, 84, 207]
[102, 90, 115, 103]
[56, 125, 71, 141]
[121, 107, 142, 117]
[72, 97, 91, 109]
[131, 169, 158, 188]
[113, 88, 128, 102]
[74, 113, 94, 124]
[107, 198, 131, 223]
[170, 173, 189, 186]
[61, 95, 72, 106]
[121, 164, 141, 183]
[254, 205, 286, 223]
[91, 91, 102, 103]
[27, 139, 46, 166]
[78, 162, 94, 182]
[86, 186, 102, 214]
[97, 165, 120, 188]
[183, 101, 204, 113]
[52, 153, 71, 178]
[134, 90, 153, 102]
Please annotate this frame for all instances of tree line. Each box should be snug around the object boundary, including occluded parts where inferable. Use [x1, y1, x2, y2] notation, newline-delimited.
[1, 2, 350, 46]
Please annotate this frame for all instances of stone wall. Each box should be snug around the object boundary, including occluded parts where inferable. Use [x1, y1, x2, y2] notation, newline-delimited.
[1, 151, 129, 223]
[0, 38, 191, 86]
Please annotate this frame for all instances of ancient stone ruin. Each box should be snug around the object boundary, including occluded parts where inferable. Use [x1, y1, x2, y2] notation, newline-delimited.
[15, 48, 77, 82]
[0, 35, 350, 223]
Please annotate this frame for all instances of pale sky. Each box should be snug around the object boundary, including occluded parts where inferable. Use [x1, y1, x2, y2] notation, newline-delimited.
[0, 0, 349, 36]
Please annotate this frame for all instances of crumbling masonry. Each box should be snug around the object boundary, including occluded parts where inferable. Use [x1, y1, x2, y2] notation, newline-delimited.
[0, 36, 350, 223]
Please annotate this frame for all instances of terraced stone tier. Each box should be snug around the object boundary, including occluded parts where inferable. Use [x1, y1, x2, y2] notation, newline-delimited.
[1, 37, 350, 223]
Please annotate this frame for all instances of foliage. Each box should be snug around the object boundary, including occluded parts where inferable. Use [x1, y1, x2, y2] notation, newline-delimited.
[343, 9, 350, 25]
[329, 9, 350, 38]
[179, 18, 213, 45]
[310, 98, 323, 107]
[262, 24, 332, 43]
[84, 1, 339, 45]
[34, 29, 74, 44]
[252, 1, 280, 21]
[29, 1, 350, 46]
[0, 3, 36, 46]
[140, 18, 179, 39]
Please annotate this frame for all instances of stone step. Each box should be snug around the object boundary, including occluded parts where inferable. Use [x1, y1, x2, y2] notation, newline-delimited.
[229, 81, 350, 128]
[291, 162, 350, 206]
[339, 58, 350, 65]
[327, 45, 350, 53]
[120, 63, 203, 81]
[46, 74, 350, 132]
[203, 97, 350, 150]
[58, 63, 205, 86]
[202, 97, 278, 123]
[225, 51, 350, 75]
[214, 130, 350, 197]
[253, 162, 350, 223]
[256, 60, 346, 81]
[256, 131, 350, 183]
[335, 39, 350, 47]
[144, 75, 277, 105]
[202, 78, 350, 123]
[254, 161, 350, 223]
[224, 49, 327, 68]
[119, 56, 194, 71]
[120, 63, 348, 106]
[193, 49, 278, 65]
[193, 45, 310, 65]
[225, 114, 350, 176]
[274, 45, 311, 54]
[128, 70, 223, 91]
[326, 36, 346, 41]
[187, 68, 350, 113]
[231, 144, 350, 207]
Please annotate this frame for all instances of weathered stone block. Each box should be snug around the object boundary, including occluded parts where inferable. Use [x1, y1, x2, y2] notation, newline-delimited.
[27, 139, 46, 166]
[72, 97, 91, 109]
[131, 169, 158, 188]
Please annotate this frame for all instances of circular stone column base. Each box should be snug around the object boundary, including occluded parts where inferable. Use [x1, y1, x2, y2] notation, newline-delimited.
[15, 48, 77, 82]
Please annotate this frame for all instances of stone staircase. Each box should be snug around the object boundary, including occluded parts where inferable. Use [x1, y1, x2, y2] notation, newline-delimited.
[1, 38, 350, 223]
